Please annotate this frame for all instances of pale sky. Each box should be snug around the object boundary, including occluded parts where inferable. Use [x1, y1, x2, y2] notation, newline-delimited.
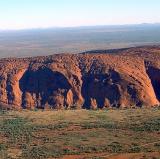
[0, 0, 160, 30]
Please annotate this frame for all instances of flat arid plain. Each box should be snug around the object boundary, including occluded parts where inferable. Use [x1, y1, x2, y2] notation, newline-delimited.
[1, 24, 160, 58]
[0, 108, 160, 159]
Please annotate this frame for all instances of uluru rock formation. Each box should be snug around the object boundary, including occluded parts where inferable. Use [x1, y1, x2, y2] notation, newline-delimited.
[0, 46, 160, 109]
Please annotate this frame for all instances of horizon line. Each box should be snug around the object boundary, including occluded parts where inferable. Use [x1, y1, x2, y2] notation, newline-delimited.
[0, 22, 160, 31]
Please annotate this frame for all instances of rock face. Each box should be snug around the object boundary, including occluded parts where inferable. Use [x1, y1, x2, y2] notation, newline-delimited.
[1, 46, 160, 109]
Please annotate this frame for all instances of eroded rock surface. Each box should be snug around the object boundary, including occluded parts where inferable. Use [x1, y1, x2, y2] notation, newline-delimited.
[0, 46, 160, 109]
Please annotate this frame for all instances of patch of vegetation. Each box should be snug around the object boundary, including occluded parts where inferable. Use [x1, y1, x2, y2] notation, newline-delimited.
[130, 118, 160, 132]
[76, 142, 124, 154]
[22, 146, 54, 159]
[154, 143, 160, 149]
[76, 144, 106, 153]
[128, 143, 142, 153]
[22, 145, 80, 159]
[0, 144, 8, 159]
[1, 117, 32, 144]
[107, 142, 124, 153]
[33, 122, 69, 131]
[81, 121, 118, 129]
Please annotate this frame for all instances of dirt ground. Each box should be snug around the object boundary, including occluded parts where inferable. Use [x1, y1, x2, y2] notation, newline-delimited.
[0, 108, 160, 159]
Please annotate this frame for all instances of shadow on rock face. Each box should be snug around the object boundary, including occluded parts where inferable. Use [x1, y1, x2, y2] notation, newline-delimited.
[146, 66, 160, 101]
[19, 67, 72, 109]
[82, 69, 121, 109]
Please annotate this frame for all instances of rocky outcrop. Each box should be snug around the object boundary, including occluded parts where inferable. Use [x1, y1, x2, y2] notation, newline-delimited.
[0, 46, 160, 109]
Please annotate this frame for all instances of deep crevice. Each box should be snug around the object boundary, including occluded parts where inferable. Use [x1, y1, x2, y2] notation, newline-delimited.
[145, 63, 160, 101]
[19, 67, 72, 109]
[81, 69, 121, 109]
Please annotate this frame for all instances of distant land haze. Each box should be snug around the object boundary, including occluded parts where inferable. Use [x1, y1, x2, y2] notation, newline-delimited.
[0, 24, 160, 58]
